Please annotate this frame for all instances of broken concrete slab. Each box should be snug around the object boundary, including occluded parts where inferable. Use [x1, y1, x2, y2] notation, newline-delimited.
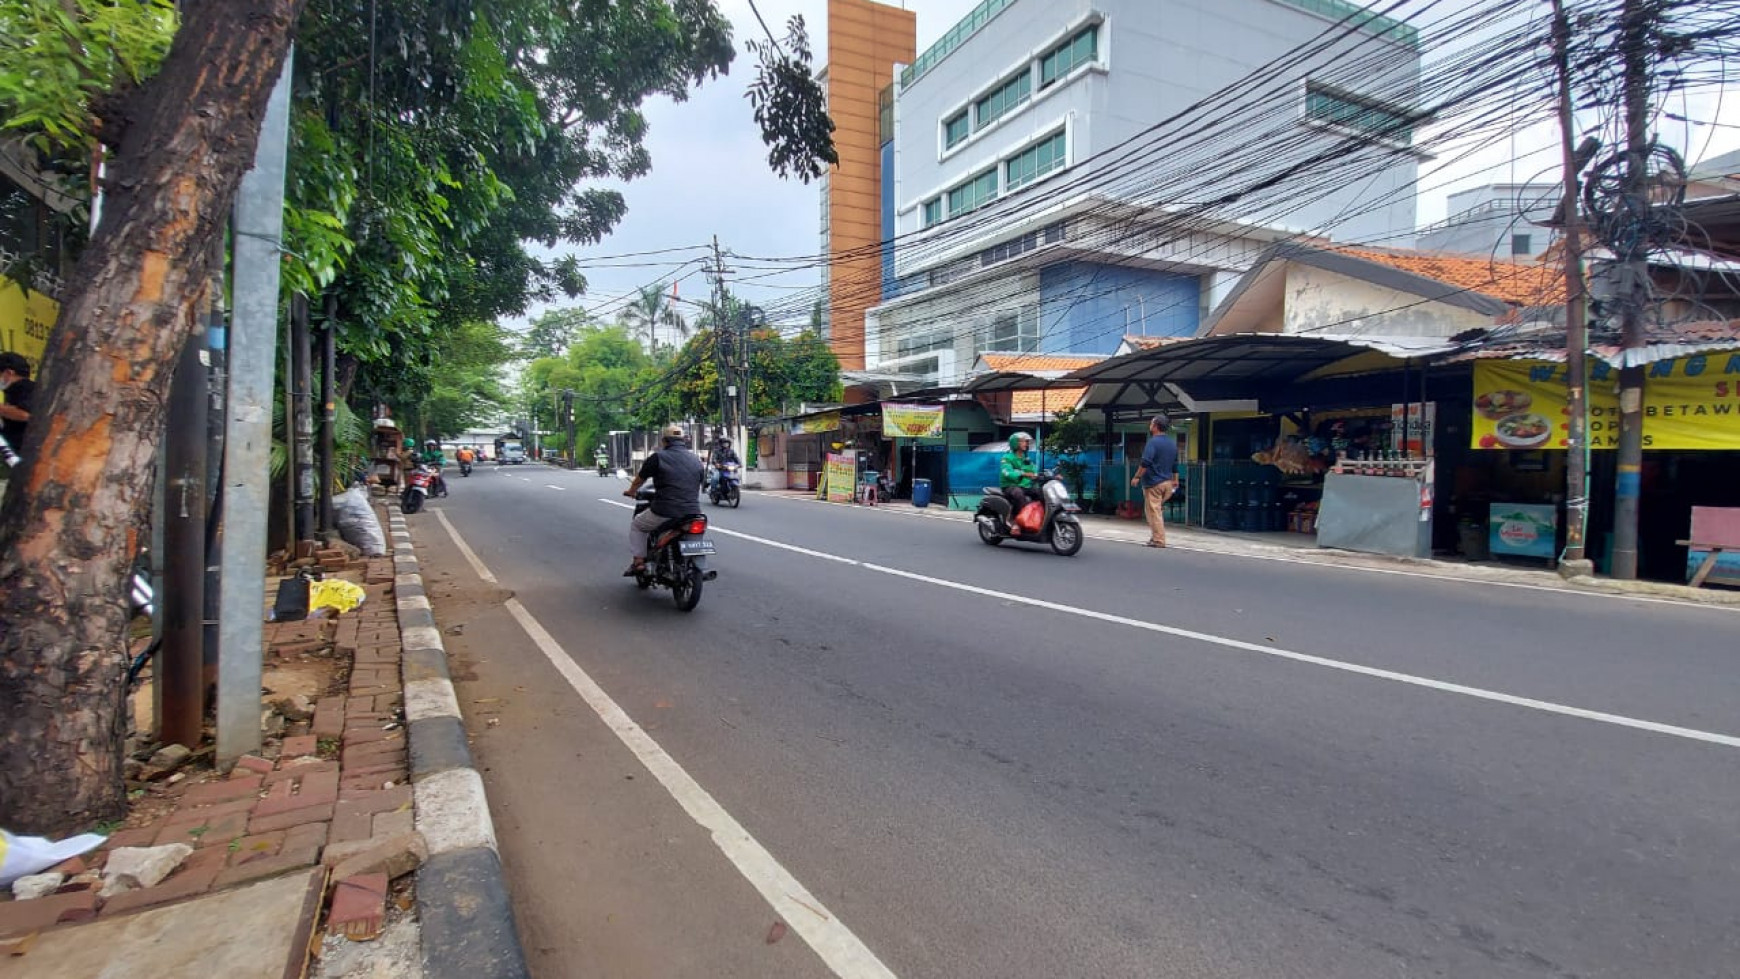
[99, 845, 192, 897]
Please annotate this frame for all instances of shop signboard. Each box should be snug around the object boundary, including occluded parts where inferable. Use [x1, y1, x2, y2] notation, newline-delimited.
[882, 403, 945, 439]
[1488, 502, 1557, 559]
[1471, 357, 1740, 451]
[791, 410, 841, 435]
[1390, 402, 1436, 455]
[824, 453, 856, 503]
[0, 276, 58, 368]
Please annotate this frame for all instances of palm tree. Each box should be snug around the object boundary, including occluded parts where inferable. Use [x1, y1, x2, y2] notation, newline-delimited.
[624, 284, 688, 353]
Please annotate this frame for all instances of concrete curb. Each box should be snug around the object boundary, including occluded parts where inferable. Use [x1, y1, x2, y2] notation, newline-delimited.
[387, 507, 531, 979]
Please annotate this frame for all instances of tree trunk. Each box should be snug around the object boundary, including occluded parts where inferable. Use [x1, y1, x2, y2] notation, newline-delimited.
[0, 1, 305, 833]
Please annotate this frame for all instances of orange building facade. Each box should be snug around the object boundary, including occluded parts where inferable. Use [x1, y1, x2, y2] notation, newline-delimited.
[823, 0, 915, 371]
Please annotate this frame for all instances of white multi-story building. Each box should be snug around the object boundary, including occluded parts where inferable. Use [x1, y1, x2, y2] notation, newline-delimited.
[835, 0, 1425, 386]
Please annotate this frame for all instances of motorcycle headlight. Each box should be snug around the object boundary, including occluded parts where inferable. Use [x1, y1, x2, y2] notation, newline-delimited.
[1043, 480, 1069, 504]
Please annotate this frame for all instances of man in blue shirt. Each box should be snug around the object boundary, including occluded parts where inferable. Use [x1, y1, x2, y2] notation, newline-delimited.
[1130, 414, 1180, 548]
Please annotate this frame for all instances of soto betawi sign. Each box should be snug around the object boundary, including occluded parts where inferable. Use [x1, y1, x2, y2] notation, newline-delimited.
[881, 403, 945, 439]
[1471, 355, 1740, 451]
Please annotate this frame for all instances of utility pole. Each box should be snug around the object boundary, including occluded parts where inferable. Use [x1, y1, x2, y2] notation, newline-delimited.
[319, 294, 338, 534]
[161, 327, 209, 749]
[711, 236, 731, 434]
[1609, 0, 1653, 580]
[290, 293, 315, 542]
[563, 389, 577, 467]
[1550, 0, 1594, 573]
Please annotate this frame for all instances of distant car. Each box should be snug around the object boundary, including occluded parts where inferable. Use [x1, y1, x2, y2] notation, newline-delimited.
[501, 443, 527, 465]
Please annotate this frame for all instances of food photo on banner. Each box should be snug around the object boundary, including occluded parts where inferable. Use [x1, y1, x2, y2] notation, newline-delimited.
[1470, 355, 1740, 451]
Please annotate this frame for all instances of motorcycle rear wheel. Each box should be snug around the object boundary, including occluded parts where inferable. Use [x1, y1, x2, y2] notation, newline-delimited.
[977, 518, 1002, 545]
[401, 493, 423, 514]
[672, 563, 703, 611]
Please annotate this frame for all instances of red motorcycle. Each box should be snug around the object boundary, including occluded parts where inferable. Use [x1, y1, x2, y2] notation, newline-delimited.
[401, 465, 435, 514]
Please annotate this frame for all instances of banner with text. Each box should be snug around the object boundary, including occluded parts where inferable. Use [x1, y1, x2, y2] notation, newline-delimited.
[791, 410, 841, 435]
[882, 403, 946, 439]
[0, 277, 58, 369]
[1471, 355, 1740, 451]
[824, 453, 856, 503]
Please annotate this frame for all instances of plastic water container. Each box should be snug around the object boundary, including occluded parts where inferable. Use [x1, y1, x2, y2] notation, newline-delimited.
[912, 478, 933, 508]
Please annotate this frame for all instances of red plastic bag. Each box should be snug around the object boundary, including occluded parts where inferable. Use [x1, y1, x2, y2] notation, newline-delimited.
[1015, 501, 1045, 534]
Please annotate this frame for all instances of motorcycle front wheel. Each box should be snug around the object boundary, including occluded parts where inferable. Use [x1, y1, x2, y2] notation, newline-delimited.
[726, 485, 741, 508]
[672, 563, 703, 611]
[1049, 519, 1083, 556]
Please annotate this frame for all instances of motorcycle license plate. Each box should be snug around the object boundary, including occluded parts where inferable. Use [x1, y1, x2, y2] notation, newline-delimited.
[679, 539, 716, 556]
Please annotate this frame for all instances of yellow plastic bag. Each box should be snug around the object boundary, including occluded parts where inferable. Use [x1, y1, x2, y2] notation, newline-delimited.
[308, 578, 367, 615]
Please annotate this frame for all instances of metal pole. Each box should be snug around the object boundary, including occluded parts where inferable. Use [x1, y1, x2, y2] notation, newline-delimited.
[1610, 0, 1651, 581]
[1550, 0, 1593, 570]
[319, 295, 337, 534]
[204, 272, 228, 694]
[291, 293, 315, 542]
[161, 330, 209, 749]
[216, 55, 293, 766]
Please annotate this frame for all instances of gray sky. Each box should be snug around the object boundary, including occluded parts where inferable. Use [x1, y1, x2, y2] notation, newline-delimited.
[521, 0, 1739, 331]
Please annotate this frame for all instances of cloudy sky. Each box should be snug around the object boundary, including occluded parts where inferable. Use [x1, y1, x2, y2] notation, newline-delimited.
[526, 0, 1739, 330]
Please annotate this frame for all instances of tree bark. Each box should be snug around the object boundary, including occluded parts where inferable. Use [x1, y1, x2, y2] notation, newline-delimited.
[0, 1, 306, 833]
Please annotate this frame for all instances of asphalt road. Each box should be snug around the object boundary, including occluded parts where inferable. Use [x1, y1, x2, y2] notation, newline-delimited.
[417, 463, 1740, 979]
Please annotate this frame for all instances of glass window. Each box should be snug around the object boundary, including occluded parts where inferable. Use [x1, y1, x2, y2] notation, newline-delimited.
[944, 111, 970, 150]
[1511, 233, 1532, 255]
[974, 71, 1032, 130]
[1040, 25, 1099, 88]
[946, 169, 999, 219]
[1304, 82, 1414, 145]
[975, 308, 1040, 354]
[922, 197, 943, 228]
[1005, 130, 1067, 191]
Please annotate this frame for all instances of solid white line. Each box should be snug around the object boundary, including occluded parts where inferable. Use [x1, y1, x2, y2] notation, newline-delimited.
[440, 511, 898, 979]
[433, 509, 497, 585]
[671, 512, 1740, 752]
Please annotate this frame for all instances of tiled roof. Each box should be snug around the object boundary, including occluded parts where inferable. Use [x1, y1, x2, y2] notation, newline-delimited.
[1012, 386, 1088, 417]
[1441, 318, 1740, 367]
[979, 353, 1104, 372]
[1121, 335, 1195, 351]
[1331, 246, 1567, 306]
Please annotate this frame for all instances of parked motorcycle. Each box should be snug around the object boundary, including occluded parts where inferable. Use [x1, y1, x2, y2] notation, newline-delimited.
[401, 465, 436, 514]
[707, 461, 741, 508]
[974, 471, 1084, 556]
[631, 488, 716, 611]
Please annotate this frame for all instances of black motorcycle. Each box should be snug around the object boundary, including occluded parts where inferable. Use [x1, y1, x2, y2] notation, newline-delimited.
[459, 459, 473, 477]
[631, 489, 717, 611]
[974, 471, 1085, 556]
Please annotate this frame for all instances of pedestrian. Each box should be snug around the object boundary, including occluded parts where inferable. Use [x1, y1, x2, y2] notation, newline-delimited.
[1131, 414, 1179, 548]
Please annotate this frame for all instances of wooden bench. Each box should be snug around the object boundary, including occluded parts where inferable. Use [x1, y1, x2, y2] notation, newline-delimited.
[1677, 506, 1740, 588]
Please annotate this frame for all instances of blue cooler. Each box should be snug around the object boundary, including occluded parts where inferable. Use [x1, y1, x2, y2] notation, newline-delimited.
[912, 478, 933, 508]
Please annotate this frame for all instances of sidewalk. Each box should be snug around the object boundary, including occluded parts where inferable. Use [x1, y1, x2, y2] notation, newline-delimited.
[757, 488, 1740, 610]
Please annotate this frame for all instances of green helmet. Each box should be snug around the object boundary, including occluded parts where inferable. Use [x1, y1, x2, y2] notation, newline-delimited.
[1009, 431, 1033, 452]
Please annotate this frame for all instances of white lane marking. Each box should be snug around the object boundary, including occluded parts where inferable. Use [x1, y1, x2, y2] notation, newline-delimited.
[439, 513, 898, 979]
[519, 477, 531, 482]
[664, 511, 1740, 752]
[765, 493, 1737, 615]
[433, 509, 497, 585]
[545, 484, 566, 491]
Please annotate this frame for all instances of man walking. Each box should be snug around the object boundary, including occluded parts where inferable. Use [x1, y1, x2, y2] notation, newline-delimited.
[1131, 414, 1179, 548]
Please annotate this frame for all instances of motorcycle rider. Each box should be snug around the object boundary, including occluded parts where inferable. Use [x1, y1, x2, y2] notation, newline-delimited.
[999, 431, 1041, 514]
[594, 444, 610, 473]
[623, 424, 704, 577]
[705, 436, 740, 496]
[418, 439, 449, 497]
[455, 445, 476, 474]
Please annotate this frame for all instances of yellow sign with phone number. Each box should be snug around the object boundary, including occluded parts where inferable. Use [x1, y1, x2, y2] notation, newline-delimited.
[0, 276, 58, 368]
[1471, 355, 1740, 451]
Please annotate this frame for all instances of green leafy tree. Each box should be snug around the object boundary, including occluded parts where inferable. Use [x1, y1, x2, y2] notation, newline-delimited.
[1045, 406, 1101, 499]
[519, 306, 591, 361]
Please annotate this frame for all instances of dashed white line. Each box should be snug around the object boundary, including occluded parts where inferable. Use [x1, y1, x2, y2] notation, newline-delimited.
[437, 510, 899, 979]
[621, 503, 1740, 752]
[545, 484, 566, 491]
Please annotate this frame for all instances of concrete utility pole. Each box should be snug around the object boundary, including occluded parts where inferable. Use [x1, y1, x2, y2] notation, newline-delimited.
[217, 55, 293, 765]
[319, 294, 338, 534]
[1609, 0, 1653, 580]
[290, 293, 315, 542]
[563, 389, 577, 466]
[711, 236, 731, 435]
[1550, 0, 1594, 573]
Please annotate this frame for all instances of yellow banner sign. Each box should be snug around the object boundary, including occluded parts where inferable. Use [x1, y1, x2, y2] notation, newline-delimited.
[1471, 355, 1740, 451]
[791, 410, 840, 435]
[0, 276, 58, 368]
[881, 403, 945, 439]
[824, 453, 856, 503]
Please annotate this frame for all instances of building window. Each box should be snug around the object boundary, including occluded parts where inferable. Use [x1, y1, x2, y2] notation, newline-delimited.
[1005, 130, 1067, 191]
[1304, 81, 1414, 145]
[1040, 25, 1098, 88]
[974, 71, 1031, 131]
[947, 169, 999, 219]
[896, 330, 954, 359]
[922, 197, 943, 228]
[975, 308, 1040, 354]
[1511, 233, 1532, 255]
[943, 110, 970, 150]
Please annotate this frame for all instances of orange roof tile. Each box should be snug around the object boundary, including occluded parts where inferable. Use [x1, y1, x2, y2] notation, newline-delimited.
[1121, 335, 1194, 351]
[979, 353, 1103, 372]
[1011, 386, 1087, 416]
[1330, 246, 1567, 306]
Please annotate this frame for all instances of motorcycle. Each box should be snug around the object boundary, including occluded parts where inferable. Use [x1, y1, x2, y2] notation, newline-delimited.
[597, 459, 610, 477]
[974, 471, 1085, 556]
[401, 465, 435, 514]
[707, 461, 741, 508]
[631, 488, 716, 611]
[459, 459, 473, 477]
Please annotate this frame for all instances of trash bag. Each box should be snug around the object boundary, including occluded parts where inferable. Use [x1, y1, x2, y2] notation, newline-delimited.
[309, 578, 367, 615]
[332, 486, 387, 556]
[1015, 501, 1045, 534]
[1, 829, 106, 886]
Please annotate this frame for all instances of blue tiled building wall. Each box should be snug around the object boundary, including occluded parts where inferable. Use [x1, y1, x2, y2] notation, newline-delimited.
[1038, 262, 1201, 355]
